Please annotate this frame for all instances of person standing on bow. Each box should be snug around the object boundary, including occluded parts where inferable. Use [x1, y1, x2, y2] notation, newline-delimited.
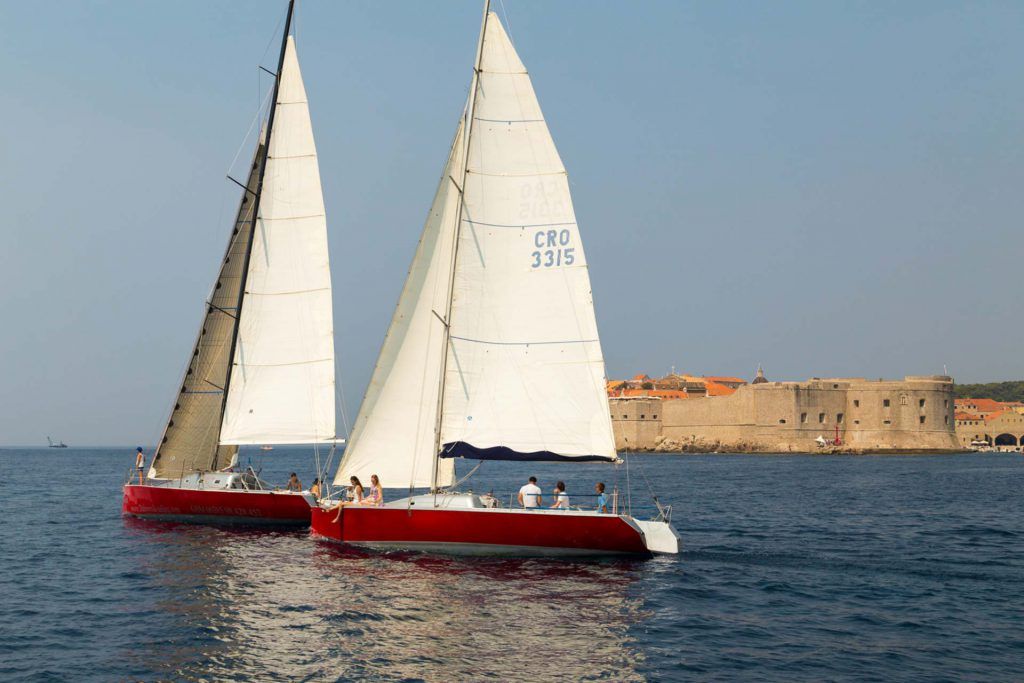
[134, 447, 146, 485]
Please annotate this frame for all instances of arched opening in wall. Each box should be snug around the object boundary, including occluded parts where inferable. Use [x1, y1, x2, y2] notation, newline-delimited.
[994, 433, 1018, 447]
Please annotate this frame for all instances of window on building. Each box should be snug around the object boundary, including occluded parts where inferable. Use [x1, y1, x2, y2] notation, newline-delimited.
[919, 415, 926, 424]
[883, 399, 891, 408]
[837, 413, 844, 424]
[819, 413, 826, 423]
[944, 415, 949, 425]
[640, 414, 645, 419]
[833, 384, 839, 389]
[854, 399, 860, 408]
[779, 419, 786, 424]
[853, 420, 860, 425]
[919, 398, 926, 408]
[900, 394, 908, 406]
[884, 420, 892, 425]
[801, 412, 807, 423]
[944, 399, 949, 409]
[622, 415, 627, 419]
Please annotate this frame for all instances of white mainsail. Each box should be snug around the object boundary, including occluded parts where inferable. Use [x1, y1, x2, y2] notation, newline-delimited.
[439, 14, 615, 462]
[220, 36, 335, 445]
[335, 10, 614, 489]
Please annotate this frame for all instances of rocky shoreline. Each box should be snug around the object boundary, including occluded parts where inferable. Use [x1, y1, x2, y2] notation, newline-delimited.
[633, 435, 965, 455]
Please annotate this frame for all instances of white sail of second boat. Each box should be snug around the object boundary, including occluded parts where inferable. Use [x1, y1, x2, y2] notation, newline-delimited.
[336, 12, 615, 491]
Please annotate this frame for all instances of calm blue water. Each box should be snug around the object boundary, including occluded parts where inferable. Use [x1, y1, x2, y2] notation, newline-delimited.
[1, 449, 1021, 681]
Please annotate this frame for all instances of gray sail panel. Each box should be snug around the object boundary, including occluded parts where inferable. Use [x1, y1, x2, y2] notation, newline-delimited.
[149, 140, 266, 478]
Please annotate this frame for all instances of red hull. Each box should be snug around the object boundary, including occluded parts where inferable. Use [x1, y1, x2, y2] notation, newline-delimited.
[122, 484, 311, 526]
[310, 505, 651, 556]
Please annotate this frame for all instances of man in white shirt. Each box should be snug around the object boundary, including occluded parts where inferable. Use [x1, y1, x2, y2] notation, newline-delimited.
[517, 476, 543, 508]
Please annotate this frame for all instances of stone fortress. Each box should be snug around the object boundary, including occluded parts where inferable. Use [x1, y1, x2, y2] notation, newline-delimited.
[609, 369, 961, 453]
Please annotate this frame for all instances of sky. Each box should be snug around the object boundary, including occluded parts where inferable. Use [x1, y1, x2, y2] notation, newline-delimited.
[1, 1, 1021, 446]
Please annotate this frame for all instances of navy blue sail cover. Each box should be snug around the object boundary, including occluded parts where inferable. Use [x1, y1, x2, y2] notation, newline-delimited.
[440, 441, 614, 462]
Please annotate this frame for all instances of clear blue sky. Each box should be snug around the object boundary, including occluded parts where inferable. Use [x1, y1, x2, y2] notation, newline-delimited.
[1, 1, 1021, 445]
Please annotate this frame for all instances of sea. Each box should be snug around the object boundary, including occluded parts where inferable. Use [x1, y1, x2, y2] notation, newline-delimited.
[0, 448, 1021, 682]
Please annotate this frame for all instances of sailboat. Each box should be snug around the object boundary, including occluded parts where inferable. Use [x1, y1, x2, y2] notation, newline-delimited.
[310, 4, 678, 556]
[123, 1, 336, 525]
[47, 437, 68, 449]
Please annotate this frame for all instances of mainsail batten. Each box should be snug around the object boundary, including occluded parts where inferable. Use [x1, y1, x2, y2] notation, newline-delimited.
[220, 36, 335, 446]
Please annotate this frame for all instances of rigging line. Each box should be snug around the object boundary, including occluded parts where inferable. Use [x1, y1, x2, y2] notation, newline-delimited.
[229, 85, 275, 178]
[430, 0, 491, 493]
[498, 0, 515, 46]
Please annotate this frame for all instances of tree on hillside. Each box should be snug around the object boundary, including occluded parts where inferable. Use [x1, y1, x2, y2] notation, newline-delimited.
[953, 381, 1024, 403]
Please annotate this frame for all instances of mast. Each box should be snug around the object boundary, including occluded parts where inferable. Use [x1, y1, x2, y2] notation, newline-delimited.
[211, 0, 295, 469]
[429, 0, 491, 491]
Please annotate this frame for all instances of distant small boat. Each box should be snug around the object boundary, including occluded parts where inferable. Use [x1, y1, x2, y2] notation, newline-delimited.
[47, 437, 68, 449]
[260, 445, 274, 451]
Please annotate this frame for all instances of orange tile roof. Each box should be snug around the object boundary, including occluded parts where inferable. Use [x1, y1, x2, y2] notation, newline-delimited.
[984, 409, 1011, 422]
[704, 381, 737, 397]
[610, 389, 689, 400]
[955, 398, 1004, 412]
[703, 376, 747, 384]
[632, 373, 651, 381]
[955, 411, 981, 421]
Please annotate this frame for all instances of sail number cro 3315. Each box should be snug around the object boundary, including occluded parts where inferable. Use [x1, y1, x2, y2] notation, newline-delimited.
[531, 229, 575, 268]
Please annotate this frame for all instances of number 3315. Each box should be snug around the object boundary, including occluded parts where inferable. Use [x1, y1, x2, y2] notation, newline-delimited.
[532, 248, 575, 268]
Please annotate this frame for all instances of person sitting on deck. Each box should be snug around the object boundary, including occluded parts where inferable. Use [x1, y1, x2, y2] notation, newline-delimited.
[595, 482, 608, 514]
[363, 474, 383, 506]
[310, 478, 321, 500]
[134, 447, 145, 485]
[332, 476, 364, 523]
[517, 476, 542, 508]
[551, 481, 569, 509]
[286, 472, 302, 492]
[347, 476, 364, 504]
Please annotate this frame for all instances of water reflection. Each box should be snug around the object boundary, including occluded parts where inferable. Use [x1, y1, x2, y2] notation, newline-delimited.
[122, 521, 646, 681]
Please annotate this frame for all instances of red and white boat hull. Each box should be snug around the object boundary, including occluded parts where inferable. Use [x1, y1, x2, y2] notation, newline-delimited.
[122, 475, 312, 526]
[310, 494, 679, 557]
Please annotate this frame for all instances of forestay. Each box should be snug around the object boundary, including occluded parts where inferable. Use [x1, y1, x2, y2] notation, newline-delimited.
[220, 36, 336, 445]
[439, 14, 616, 462]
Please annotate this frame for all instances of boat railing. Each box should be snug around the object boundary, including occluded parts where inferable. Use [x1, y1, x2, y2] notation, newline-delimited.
[486, 490, 667, 520]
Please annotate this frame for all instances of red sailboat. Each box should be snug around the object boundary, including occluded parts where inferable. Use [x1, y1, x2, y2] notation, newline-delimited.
[310, 4, 678, 556]
[123, 1, 336, 525]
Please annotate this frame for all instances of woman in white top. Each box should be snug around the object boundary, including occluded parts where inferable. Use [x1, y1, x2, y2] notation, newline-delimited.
[551, 481, 569, 509]
[332, 476, 364, 523]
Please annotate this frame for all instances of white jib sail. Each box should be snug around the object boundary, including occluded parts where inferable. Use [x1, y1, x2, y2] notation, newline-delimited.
[220, 36, 335, 445]
[439, 13, 617, 461]
[332, 122, 465, 489]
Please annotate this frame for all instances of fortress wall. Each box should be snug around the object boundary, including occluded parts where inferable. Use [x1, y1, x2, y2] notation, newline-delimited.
[611, 398, 662, 451]
[842, 377, 957, 450]
[611, 375, 960, 453]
